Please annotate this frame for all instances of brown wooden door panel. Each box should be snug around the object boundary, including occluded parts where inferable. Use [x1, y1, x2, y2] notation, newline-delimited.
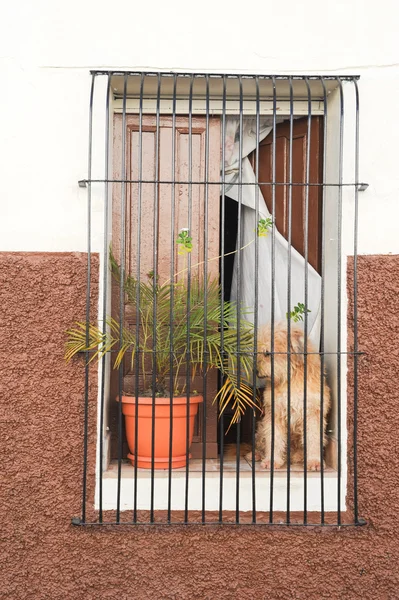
[113, 115, 220, 282]
[112, 115, 221, 459]
[250, 117, 323, 273]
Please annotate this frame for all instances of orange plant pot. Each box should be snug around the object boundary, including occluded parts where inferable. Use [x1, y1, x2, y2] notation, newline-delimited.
[120, 395, 203, 469]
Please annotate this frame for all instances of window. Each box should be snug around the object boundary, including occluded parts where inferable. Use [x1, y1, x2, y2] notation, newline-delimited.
[71, 72, 364, 526]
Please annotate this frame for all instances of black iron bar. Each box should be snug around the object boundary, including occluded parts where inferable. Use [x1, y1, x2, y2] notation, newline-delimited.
[99, 74, 111, 523]
[116, 74, 128, 522]
[83, 71, 364, 527]
[82, 73, 95, 524]
[150, 74, 161, 523]
[91, 69, 360, 81]
[320, 78, 328, 524]
[167, 74, 178, 523]
[184, 75, 194, 524]
[235, 76, 244, 524]
[78, 519, 367, 527]
[303, 78, 312, 524]
[218, 74, 227, 523]
[286, 77, 294, 524]
[252, 76, 261, 524]
[86, 348, 362, 357]
[133, 73, 145, 523]
[337, 77, 344, 526]
[353, 79, 360, 524]
[201, 74, 210, 524]
[269, 76, 277, 524]
[82, 178, 364, 188]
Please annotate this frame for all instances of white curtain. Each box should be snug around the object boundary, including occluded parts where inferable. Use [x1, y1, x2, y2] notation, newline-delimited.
[223, 117, 321, 347]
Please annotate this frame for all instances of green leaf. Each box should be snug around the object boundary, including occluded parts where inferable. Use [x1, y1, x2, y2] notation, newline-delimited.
[286, 302, 311, 322]
[177, 229, 193, 254]
[257, 217, 273, 237]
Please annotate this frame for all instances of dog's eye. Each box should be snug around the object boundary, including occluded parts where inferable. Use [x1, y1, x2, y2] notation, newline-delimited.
[263, 350, 270, 357]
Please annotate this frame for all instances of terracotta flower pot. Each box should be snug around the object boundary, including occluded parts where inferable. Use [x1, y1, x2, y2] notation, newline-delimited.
[120, 395, 203, 469]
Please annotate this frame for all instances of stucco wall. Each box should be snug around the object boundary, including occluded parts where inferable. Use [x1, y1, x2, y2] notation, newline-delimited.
[1, 252, 399, 599]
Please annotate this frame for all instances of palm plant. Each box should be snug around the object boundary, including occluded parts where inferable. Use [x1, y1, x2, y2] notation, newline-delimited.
[65, 252, 259, 426]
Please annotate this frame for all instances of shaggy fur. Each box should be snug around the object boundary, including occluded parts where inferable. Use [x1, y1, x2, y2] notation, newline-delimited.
[251, 322, 331, 471]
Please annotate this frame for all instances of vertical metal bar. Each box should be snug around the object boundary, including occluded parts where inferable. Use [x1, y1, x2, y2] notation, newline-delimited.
[353, 79, 360, 524]
[219, 74, 227, 523]
[235, 75, 244, 524]
[116, 74, 128, 522]
[150, 73, 162, 523]
[201, 74, 210, 523]
[286, 76, 294, 524]
[269, 76, 277, 524]
[337, 77, 344, 526]
[82, 73, 95, 524]
[98, 73, 111, 523]
[133, 73, 145, 523]
[251, 76, 260, 524]
[184, 74, 194, 524]
[320, 78, 328, 524]
[303, 78, 312, 524]
[167, 74, 178, 523]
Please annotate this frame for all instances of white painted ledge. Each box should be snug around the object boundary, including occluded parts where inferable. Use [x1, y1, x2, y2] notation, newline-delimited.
[98, 460, 341, 513]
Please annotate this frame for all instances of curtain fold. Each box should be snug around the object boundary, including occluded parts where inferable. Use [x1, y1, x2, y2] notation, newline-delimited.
[223, 117, 321, 347]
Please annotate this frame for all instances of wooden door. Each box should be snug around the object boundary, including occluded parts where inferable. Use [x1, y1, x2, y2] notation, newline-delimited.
[249, 117, 323, 273]
[112, 114, 221, 459]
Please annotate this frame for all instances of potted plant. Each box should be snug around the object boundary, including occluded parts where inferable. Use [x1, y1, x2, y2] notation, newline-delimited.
[65, 251, 256, 469]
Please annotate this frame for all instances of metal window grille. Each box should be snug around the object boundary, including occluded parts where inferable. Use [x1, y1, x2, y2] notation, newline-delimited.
[71, 71, 367, 527]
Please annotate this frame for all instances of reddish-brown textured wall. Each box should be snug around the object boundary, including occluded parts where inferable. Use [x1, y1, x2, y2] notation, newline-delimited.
[1, 252, 399, 599]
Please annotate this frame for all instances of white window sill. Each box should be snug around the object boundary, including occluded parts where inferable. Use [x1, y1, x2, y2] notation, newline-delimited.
[97, 459, 342, 513]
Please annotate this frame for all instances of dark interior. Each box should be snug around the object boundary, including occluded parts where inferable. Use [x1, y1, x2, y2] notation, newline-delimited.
[219, 195, 254, 448]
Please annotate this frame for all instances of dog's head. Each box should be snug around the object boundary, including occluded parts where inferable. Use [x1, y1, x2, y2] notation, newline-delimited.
[256, 322, 305, 385]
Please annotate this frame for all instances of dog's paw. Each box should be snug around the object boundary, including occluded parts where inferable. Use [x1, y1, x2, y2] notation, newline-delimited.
[306, 459, 326, 472]
[260, 458, 285, 470]
[245, 450, 261, 462]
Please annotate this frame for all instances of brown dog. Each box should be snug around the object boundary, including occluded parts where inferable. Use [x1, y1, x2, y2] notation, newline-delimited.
[252, 322, 331, 471]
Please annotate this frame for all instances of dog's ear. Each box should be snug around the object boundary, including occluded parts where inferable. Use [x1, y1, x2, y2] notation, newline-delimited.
[290, 329, 305, 359]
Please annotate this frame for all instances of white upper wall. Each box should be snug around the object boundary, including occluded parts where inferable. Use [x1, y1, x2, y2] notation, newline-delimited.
[1, 0, 399, 254]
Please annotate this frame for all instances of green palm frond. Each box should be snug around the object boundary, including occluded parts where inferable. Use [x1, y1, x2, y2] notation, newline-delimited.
[215, 371, 260, 432]
[65, 251, 259, 427]
[65, 322, 109, 363]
